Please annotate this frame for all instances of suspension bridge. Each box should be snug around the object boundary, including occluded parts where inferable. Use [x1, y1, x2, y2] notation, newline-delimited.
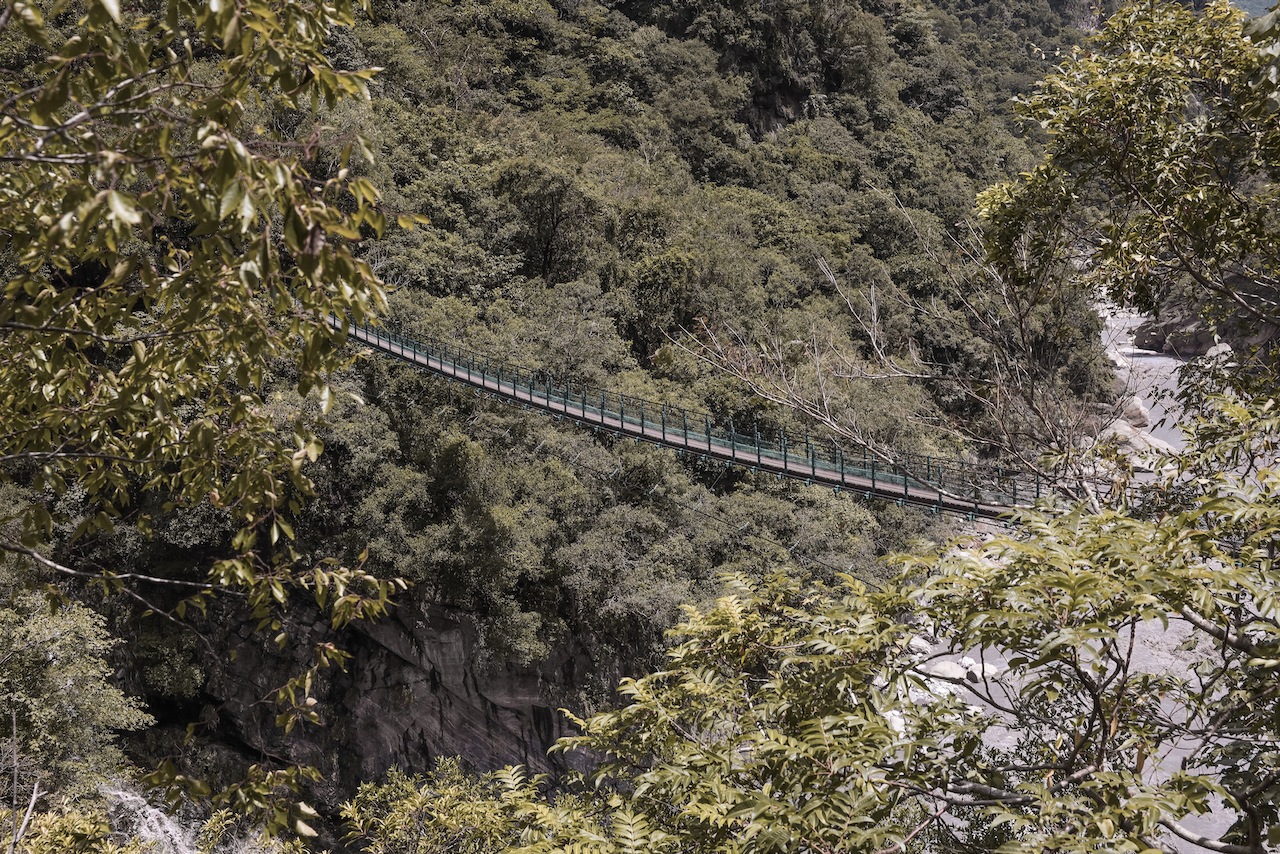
[339, 318, 1048, 518]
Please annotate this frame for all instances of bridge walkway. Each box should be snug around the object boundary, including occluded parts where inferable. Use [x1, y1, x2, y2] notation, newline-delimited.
[339, 319, 1042, 519]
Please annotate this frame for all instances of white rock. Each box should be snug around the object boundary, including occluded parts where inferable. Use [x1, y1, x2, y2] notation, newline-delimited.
[907, 685, 934, 705]
[927, 661, 968, 681]
[884, 709, 906, 734]
[1119, 396, 1150, 428]
[908, 636, 934, 655]
[965, 663, 1003, 683]
[1204, 341, 1232, 359]
[1096, 422, 1176, 469]
[927, 678, 958, 697]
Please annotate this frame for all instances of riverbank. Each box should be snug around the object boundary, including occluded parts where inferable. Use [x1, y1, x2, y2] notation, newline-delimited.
[1100, 307, 1187, 452]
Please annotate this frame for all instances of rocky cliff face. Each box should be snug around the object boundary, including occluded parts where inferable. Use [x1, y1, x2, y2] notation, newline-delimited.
[1133, 309, 1278, 357]
[172, 594, 602, 815]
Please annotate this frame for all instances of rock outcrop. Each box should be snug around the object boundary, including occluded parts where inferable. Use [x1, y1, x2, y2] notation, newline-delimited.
[184, 594, 603, 814]
[1133, 310, 1278, 357]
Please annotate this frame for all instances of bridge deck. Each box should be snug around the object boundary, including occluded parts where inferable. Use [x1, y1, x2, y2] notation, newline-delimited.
[341, 320, 1029, 519]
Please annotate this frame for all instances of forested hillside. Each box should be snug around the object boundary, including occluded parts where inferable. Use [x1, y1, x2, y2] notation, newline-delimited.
[4, 0, 1240, 847]
[2, 0, 1114, 792]
[310, 0, 1109, 663]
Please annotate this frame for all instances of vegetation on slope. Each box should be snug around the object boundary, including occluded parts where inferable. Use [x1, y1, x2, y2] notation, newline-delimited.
[339, 6, 1280, 852]
[0, 0, 1107, 792]
[9, 0, 1278, 849]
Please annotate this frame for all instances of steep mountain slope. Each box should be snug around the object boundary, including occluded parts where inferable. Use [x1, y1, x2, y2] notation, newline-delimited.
[16, 0, 1105, 820]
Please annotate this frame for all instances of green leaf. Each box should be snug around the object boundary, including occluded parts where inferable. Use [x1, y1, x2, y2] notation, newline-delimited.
[95, 0, 121, 23]
[219, 179, 245, 222]
[107, 191, 141, 225]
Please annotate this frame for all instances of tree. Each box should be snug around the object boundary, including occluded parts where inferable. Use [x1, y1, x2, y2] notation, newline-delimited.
[0, 575, 153, 804]
[692, 0, 1280, 504]
[345, 393, 1280, 853]
[685, 194, 1113, 506]
[341, 760, 539, 854]
[554, 4, 1280, 848]
[339, 4, 1280, 852]
[981, 0, 1280, 337]
[0, 0, 405, 830]
[539, 400, 1279, 854]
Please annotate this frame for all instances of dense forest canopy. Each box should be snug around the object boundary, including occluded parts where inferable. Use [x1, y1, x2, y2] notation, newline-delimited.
[1, 0, 1279, 850]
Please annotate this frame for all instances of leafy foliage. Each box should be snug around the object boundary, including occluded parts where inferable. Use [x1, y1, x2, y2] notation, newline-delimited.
[8, 803, 307, 854]
[0, 575, 152, 802]
[336, 4, 1280, 852]
[342, 760, 541, 854]
[345, 392, 1280, 853]
[0, 0, 1155, 838]
[0, 0, 408, 832]
[981, 0, 1280, 338]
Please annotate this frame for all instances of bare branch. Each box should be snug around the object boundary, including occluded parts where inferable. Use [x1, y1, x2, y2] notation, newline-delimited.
[0, 321, 220, 345]
[873, 803, 949, 854]
[1158, 818, 1263, 854]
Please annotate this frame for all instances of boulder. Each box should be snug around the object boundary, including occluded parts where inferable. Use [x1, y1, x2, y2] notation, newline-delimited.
[965, 662, 1003, 683]
[1119, 396, 1150, 428]
[1096, 422, 1176, 472]
[907, 636, 934, 655]
[1099, 421, 1168, 452]
[1134, 317, 1179, 351]
[1164, 321, 1216, 357]
[926, 661, 968, 681]
[1133, 310, 1277, 357]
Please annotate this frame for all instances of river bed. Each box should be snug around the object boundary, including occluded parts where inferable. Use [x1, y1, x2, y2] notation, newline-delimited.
[1100, 309, 1187, 451]
[935, 314, 1236, 851]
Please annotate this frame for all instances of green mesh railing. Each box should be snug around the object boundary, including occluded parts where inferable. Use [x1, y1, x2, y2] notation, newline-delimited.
[340, 317, 1044, 517]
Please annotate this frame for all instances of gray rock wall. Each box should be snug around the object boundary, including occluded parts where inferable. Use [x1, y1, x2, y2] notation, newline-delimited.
[1134, 311, 1277, 357]
[193, 595, 596, 812]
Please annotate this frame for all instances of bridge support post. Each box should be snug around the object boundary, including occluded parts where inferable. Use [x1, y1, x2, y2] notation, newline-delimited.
[729, 417, 735, 461]
[661, 404, 666, 442]
[683, 410, 689, 448]
[756, 425, 761, 466]
[871, 459, 876, 494]
[705, 414, 712, 451]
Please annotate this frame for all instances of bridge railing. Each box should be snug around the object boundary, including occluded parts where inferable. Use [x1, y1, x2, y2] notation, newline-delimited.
[343, 317, 1044, 510]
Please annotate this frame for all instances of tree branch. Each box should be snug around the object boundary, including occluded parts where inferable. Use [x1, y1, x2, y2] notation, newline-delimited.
[1158, 817, 1262, 854]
